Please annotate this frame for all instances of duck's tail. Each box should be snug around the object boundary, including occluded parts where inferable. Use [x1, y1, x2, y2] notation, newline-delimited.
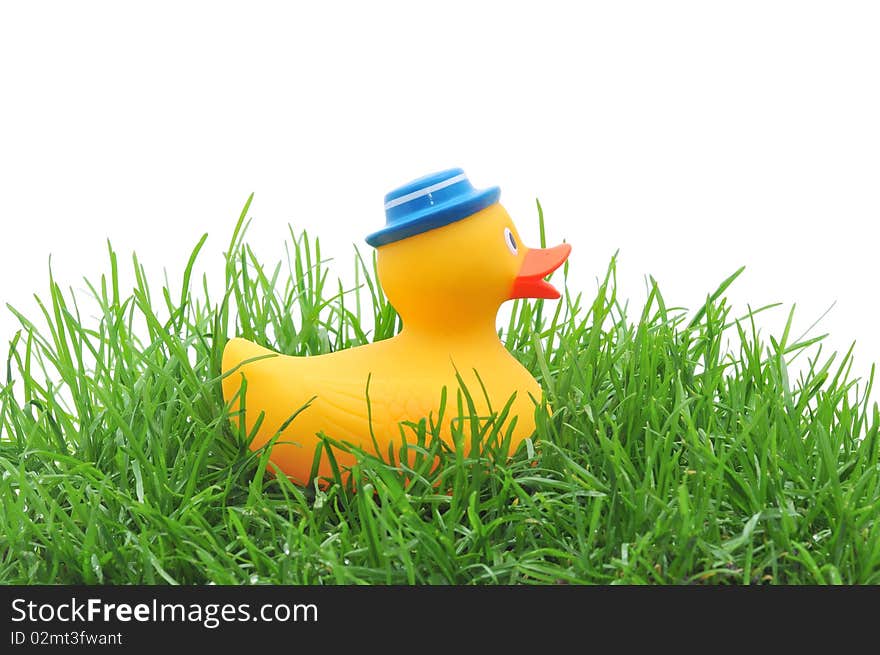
[220, 337, 278, 406]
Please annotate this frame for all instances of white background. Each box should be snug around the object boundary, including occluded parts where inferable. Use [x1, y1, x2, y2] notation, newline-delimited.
[2, 2, 878, 404]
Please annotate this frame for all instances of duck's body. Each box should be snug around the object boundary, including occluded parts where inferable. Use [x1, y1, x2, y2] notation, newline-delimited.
[222, 325, 540, 483]
[222, 169, 570, 484]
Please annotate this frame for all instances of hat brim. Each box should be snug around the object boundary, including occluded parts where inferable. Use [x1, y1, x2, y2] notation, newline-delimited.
[366, 186, 500, 247]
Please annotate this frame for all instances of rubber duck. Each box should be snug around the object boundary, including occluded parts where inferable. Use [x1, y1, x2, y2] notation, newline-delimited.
[222, 168, 571, 484]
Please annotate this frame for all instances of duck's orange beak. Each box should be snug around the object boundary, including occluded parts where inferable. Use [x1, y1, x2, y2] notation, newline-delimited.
[509, 243, 571, 299]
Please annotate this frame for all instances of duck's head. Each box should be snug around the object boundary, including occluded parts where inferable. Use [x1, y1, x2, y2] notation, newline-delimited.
[366, 169, 571, 332]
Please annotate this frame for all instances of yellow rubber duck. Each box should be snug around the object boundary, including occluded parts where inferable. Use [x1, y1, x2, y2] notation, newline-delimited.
[222, 168, 570, 484]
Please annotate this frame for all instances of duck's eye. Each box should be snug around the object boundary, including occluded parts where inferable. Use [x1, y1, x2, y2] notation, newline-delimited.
[504, 227, 518, 255]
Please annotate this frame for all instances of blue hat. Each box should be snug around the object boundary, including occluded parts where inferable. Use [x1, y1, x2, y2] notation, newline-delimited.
[366, 168, 501, 247]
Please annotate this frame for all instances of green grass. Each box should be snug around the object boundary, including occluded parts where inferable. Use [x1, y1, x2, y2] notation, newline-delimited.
[1, 195, 879, 585]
